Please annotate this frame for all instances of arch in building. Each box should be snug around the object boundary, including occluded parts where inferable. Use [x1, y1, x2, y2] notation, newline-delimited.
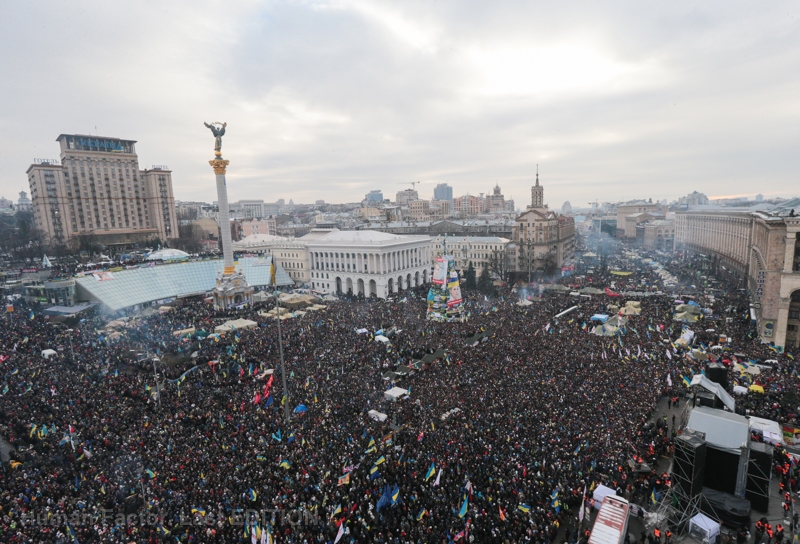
[406, 273, 412, 289]
[423, 269, 428, 283]
[335, 277, 342, 293]
[346, 277, 353, 295]
[357, 278, 365, 296]
[369, 279, 377, 297]
[414, 271, 420, 287]
[397, 276, 403, 291]
[387, 278, 394, 294]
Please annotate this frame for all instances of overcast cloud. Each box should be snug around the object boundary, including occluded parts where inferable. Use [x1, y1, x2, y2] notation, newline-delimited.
[1, 1, 798, 208]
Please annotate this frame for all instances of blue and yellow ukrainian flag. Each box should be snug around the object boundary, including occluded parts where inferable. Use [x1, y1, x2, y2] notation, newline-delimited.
[425, 462, 436, 481]
[246, 488, 258, 502]
[191, 507, 206, 516]
[518, 504, 531, 513]
[458, 495, 468, 518]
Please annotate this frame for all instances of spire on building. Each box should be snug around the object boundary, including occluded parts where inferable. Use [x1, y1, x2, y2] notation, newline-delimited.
[531, 165, 544, 208]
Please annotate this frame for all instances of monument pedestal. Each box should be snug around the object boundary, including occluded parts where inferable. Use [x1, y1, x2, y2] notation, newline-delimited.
[212, 267, 254, 310]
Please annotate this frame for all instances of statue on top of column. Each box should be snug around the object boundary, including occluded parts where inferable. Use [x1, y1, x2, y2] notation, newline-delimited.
[204, 122, 227, 157]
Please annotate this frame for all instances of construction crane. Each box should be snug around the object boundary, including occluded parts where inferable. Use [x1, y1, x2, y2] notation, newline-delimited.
[401, 181, 421, 190]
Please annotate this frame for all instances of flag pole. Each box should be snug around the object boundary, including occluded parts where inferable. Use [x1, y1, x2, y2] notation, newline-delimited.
[272, 261, 291, 424]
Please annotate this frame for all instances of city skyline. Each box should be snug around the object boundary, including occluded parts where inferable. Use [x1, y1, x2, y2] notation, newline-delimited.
[2, 2, 799, 207]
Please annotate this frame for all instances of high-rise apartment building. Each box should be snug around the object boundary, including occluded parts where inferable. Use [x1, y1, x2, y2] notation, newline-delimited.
[365, 190, 384, 204]
[433, 183, 453, 206]
[395, 189, 419, 206]
[27, 134, 178, 247]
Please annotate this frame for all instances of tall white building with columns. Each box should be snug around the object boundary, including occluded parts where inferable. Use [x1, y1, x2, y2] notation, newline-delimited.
[306, 230, 431, 298]
[233, 228, 432, 298]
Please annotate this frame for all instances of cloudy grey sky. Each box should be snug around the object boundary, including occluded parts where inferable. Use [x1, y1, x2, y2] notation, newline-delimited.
[2, 1, 798, 209]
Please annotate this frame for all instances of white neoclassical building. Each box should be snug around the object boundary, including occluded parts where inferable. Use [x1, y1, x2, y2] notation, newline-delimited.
[306, 230, 431, 298]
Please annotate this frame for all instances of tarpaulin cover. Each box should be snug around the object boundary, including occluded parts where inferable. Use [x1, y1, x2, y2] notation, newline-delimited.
[700, 487, 751, 529]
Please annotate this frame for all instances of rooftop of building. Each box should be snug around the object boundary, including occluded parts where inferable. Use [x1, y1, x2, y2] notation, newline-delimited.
[431, 236, 510, 244]
[232, 234, 294, 248]
[74, 257, 292, 312]
[305, 229, 429, 245]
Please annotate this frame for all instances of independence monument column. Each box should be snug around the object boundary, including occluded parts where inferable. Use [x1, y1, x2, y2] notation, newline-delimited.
[205, 121, 253, 309]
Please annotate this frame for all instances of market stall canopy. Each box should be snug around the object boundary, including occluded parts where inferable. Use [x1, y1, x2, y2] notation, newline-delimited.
[368, 410, 387, 422]
[580, 287, 605, 295]
[384, 387, 408, 402]
[545, 284, 570, 292]
[690, 349, 709, 361]
[676, 304, 702, 314]
[41, 349, 57, 359]
[606, 315, 628, 328]
[374, 335, 390, 344]
[215, 318, 257, 332]
[590, 314, 609, 322]
[674, 311, 700, 323]
[592, 324, 618, 336]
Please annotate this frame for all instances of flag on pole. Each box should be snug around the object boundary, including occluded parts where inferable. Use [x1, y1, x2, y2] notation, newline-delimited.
[458, 494, 469, 518]
[424, 462, 436, 481]
[334, 521, 346, 544]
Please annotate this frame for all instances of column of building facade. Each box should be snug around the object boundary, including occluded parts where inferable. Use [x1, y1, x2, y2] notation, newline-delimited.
[784, 233, 797, 272]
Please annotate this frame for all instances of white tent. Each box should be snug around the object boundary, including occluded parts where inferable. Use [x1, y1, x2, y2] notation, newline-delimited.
[591, 484, 616, 510]
[689, 513, 720, 543]
[748, 416, 783, 446]
[733, 385, 749, 395]
[215, 318, 257, 332]
[374, 335, 390, 344]
[368, 410, 388, 422]
[41, 349, 57, 359]
[384, 387, 408, 402]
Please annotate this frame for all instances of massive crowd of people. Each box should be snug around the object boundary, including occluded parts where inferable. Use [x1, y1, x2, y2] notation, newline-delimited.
[0, 248, 797, 544]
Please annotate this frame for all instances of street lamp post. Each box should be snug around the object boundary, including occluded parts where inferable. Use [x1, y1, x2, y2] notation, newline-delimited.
[274, 288, 291, 424]
[65, 329, 75, 363]
[152, 357, 161, 409]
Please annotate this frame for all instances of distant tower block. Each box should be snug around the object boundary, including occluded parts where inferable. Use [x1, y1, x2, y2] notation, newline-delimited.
[205, 122, 253, 310]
